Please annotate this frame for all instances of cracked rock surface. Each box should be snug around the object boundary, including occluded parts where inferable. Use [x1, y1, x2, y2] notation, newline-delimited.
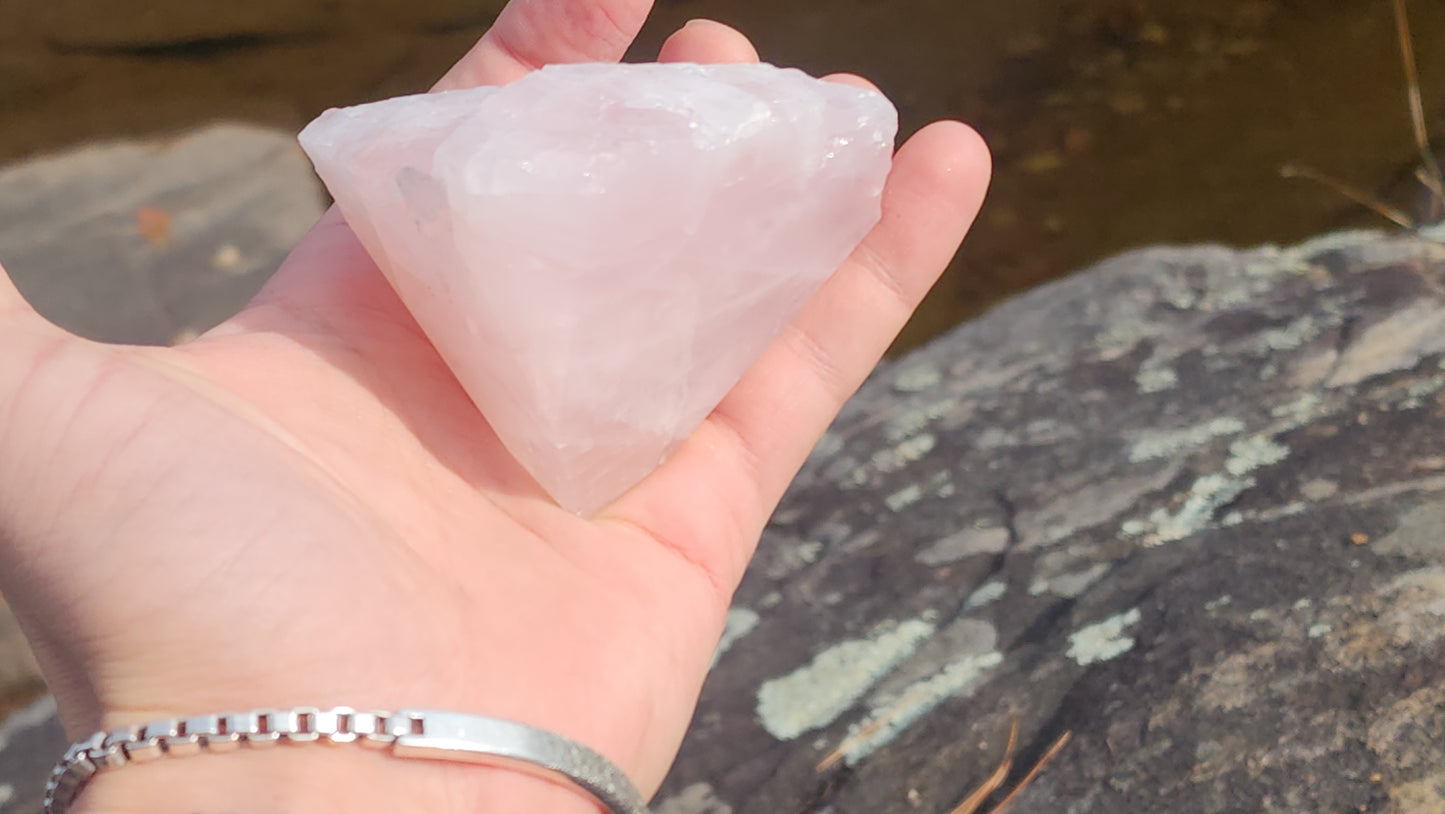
[657, 229, 1445, 814]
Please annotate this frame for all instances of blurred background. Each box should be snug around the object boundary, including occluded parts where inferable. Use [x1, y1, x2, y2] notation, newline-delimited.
[1, 0, 1443, 348]
[0, 0, 1444, 733]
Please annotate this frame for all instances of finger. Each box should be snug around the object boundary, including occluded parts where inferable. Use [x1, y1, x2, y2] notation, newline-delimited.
[657, 19, 760, 64]
[433, 0, 656, 90]
[605, 121, 992, 590]
[822, 72, 880, 94]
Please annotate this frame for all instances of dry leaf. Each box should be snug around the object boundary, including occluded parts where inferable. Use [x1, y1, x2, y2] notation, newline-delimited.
[135, 206, 172, 247]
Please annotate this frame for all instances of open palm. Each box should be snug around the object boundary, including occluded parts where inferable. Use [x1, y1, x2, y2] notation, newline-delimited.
[0, 2, 990, 812]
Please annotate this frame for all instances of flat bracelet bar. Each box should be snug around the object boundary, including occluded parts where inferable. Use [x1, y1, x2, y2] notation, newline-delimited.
[394, 710, 650, 814]
[43, 706, 651, 814]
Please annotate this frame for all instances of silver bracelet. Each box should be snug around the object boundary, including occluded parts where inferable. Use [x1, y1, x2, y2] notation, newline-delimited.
[44, 706, 652, 814]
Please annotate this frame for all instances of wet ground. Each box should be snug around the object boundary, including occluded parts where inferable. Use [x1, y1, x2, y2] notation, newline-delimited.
[2, 0, 1443, 349]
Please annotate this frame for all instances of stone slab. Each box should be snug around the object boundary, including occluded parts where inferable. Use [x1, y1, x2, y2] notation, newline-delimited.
[0, 123, 325, 345]
[0, 698, 63, 814]
[655, 227, 1445, 814]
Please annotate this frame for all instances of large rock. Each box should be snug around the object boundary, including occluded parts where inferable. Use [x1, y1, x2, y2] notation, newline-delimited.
[0, 123, 325, 345]
[0, 699, 63, 814]
[654, 228, 1445, 814]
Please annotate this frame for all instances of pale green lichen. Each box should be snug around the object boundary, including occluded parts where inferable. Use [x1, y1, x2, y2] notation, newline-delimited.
[1225, 434, 1290, 477]
[810, 431, 845, 462]
[893, 364, 944, 393]
[1120, 518, 1152, 537]
[934, 472, 956, 498]
[1270, 392, 1327, 429]
[1126, 433, 1288, 544]
[1020, 464, 1182, 549]
[870, 433, 937, 473]
[1385, 375, 1445, 410]
[1096, 318, 1151, 358]
[756, 618, 936, 740]
[655, 783, 733, 814]
[965, 581, 1008, 609]
[712, 608, 761, 667]
[835, 650, 1004, 765]
[1128, 416, 1246, 463]
[1067, 608, 1143, 666]
[1136, 365, 1179, 394]
[974, 426, 1019, 450]
[762, 539, 824, 579]
[884, 398, 958, 443]
[1275, 501, 1308, 517]
[885, 483, 925, 512]
[1258, 314, 1324, 352]
[1147, 473, 1253, 544]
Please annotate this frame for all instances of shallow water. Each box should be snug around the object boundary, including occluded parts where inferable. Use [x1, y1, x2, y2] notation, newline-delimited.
[1, 0, 1440, 349]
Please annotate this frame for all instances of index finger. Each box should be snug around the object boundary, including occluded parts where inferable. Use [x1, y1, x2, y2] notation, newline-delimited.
[432, 0, 656, 90]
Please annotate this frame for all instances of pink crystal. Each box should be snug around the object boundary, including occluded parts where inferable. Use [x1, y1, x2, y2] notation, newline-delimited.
[299, 62, 897, 514]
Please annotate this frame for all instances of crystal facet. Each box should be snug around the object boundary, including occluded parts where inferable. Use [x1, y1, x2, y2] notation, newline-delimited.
[299, 62, 897, 514]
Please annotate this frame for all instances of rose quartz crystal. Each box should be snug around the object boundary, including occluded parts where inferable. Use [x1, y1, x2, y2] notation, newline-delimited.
[299, 62, 897, 514]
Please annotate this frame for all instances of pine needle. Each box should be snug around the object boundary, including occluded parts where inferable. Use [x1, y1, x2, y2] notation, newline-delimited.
[817, 715, 888, 773]
[1393, 0, 1445, 206]
[985, 731, 1073, 814]
[946, 720, 1018, 814]
[1279, 163, 1415, 228]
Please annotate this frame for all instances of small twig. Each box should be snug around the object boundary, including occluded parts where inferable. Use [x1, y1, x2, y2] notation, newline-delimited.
[1393, 0, 1445, 207]
[1279, 163, 1415, 228]
[1416, 167, 1445, 222]
[947, 720, 1018, 814]
[817, 716, 888, 773]
[984, 731, 1073, 814]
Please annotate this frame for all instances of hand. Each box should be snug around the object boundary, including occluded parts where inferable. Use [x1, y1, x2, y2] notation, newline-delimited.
[0, 1, 990, 812]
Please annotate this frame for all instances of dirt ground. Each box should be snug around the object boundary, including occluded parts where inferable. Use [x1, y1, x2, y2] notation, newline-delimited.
[2, 0, 1442, 348]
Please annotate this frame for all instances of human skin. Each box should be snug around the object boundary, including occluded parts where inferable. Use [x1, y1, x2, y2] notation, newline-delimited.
[0, 1, 990, 812]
